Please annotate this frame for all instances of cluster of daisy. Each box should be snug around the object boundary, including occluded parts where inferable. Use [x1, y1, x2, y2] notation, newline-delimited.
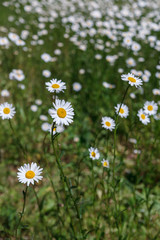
[8, 32, 25, 46]
[101, 73, 143, 132]
[45, 76, 74, 134]
[9, 69, 25, 81]
[88, 147, 109, 168]
[138, 101, 158, 125]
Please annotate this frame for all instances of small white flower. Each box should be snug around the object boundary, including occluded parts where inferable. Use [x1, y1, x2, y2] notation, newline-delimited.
[8, 32, 19, 42]
[101, 159, 109, 168]
[9, 69, 25, 81]
[73, 82, 82, 92]
[152, 89, 160, 95]
[121, 73, 143, 88]
[40, 115, 48, 121]
[0, 37, 9, 46]
[101, 117, 115, 131]
[89, 147, 100, 160]
[103, 82, 116, 89]
[115, 103, 129, 118]
[17, 162, 43, 186]
[144, 101, 158, 116]
[1, 90, 10, 97]
[41, 53, 52, 62]
[0, 102, 16, 120]
[42, 70, 51, 78]
[131, 42, 141, 51]
[45, 79, 66, 93]
[49, 124, 64, 135]
[49, 99, 74, 126]
[137, 109, 150, 125]
[126, 58, 136, 67]
[30, 105, 38, 112]
[15, 39, 25, 46]
[35, 99, 42, 105]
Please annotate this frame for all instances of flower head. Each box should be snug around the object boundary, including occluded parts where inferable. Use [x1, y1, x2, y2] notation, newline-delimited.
[101, 117, 115, 131]
[121, 73, 143, 88]
[115, 103, 129, 118]
[137, 109, 150, 125]
[101, 159, 109, 168]
[17, 162, 43, 186]
[49, 99, 74, 126]
[144, 101, 158, 116]
[45, 79, 66, 93]
[89, 147, 100, 160]
[0, 102, 16, 119]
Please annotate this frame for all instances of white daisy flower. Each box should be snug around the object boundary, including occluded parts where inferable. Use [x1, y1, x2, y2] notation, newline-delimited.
[41, 53, 52, 62]
[15, 39, 25, 46]
[8, 32, 19, 42]
[45, 79, 66, 93]
[144, 101, 158, 116]
[137, 109, 150, 125]
[0, 37, 9, 46]
[49, 124, 64, 135]
[9, 69, 25, 81]
[121, 73, 143, 88]
[101, 159, 109, 168]
[35, 99, 42, 105]
[152, 89, 160, 96]
[101, 117, 115, 131]
[89, 147, 100, 160]
[103, 82, 116, 89]
[41, 122, 50, 132]
[115, 103, 129, 118]
[17, 162, 43, 186]
[42, 70, 51, 78]
[30, 105, 38, 112]
[49, 99, 74, 126]
[1, 89, 10, 97]
[0, 102, 16, 120]
[126, 58, 136, 67]
[73, 82, 82, 92]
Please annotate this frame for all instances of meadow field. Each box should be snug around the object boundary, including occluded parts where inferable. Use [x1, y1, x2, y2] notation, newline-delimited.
[0, 0, 160, 239]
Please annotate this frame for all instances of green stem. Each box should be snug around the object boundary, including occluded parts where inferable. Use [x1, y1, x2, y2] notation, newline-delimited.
[91, 159, 96, 204]
[15, 186, 28, 238]
[112, 85, 130, 237]
[113, 85, 130, 182]
[51, 122, 84, 239]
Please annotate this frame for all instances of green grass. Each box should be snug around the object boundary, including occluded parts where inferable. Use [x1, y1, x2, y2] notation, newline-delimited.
[0, 0, 160, 239]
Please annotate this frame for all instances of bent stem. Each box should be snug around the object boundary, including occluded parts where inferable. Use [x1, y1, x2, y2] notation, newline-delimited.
[15, 185, 28, 238]
[51, 122, 84, 239]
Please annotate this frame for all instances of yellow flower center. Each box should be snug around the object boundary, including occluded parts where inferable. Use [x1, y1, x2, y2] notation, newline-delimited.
[141, 114, 146, 120]
[119, 108, 124, 114]
[25, 170, 35, 179]
[128, 77, 136, 82]
[105, 121, 111, 127]
[57, 108, 66, 118]
[103, 161, 108, 167]
[147, 105, 153, 111]
[3, 107, 10, 114]
[52, 84, 60, 89]
[53, 127, 56, 131]
[91, 152, 96, 157]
